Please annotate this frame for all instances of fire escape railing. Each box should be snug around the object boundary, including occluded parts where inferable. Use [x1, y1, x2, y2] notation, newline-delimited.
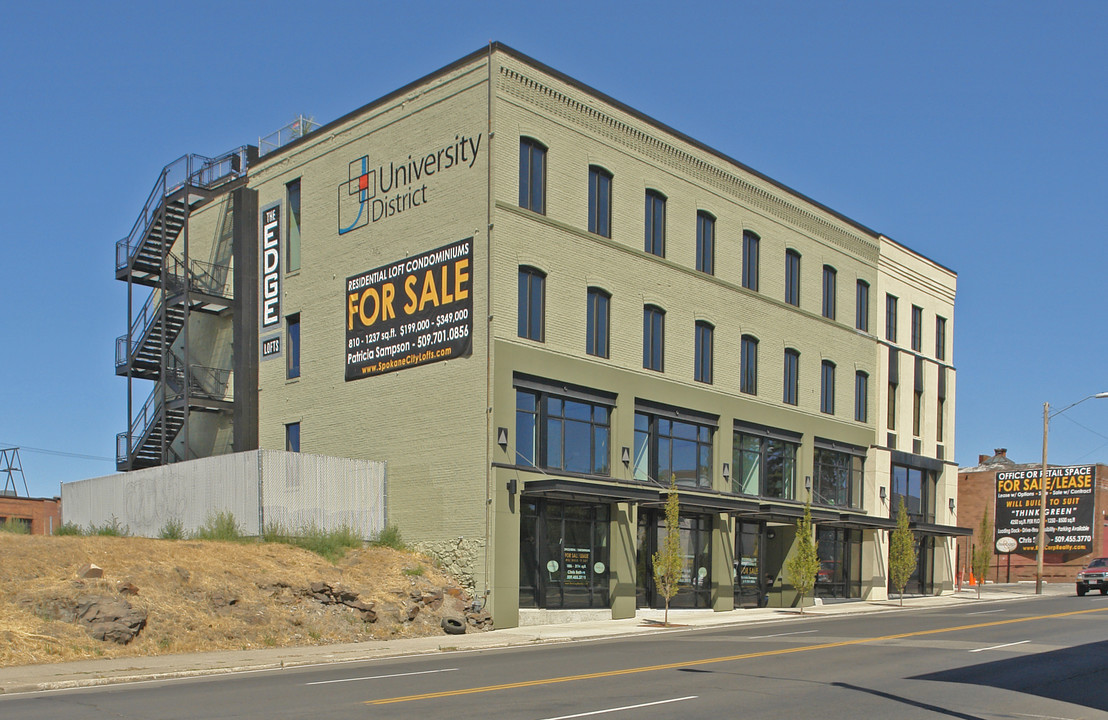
[114, 148, 250, 273]
[165, 255, 233, 300]
[165, 353, 233, 403]
[116, 384, 165, 464]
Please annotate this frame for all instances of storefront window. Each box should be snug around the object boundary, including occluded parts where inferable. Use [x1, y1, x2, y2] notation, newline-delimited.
[815, 527, 862, 598]
[519, 499, 610, 609]
[732, 429, 798, 499]
[891, 464, 936, 522]
[813, 447, 863, 509]
[636, 510, 712, 609]
[634, 410, 713, 489]
[515, 386, 611, 476]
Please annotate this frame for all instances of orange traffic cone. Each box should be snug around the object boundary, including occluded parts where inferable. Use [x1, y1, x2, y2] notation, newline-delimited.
[969, 570, 976, 585]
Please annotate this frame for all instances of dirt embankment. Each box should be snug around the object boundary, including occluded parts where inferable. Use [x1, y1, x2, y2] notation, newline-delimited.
[0, 534, 488, 667]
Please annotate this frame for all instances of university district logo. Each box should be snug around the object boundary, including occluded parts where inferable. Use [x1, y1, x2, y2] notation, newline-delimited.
[338, 133, 482, 235]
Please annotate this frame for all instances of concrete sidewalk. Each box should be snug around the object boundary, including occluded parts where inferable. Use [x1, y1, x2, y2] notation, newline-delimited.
[0, 582, 1073, 695]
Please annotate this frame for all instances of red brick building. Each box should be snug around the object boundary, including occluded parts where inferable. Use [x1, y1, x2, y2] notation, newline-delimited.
[0, 494, 61, 535]
[958, 449, 1108, 586]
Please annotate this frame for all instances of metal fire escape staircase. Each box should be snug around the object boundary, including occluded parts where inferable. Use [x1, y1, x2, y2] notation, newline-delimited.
[115, 149, 251, 471]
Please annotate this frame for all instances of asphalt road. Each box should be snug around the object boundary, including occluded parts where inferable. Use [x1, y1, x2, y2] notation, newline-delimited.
[5, 594, 1108, 719]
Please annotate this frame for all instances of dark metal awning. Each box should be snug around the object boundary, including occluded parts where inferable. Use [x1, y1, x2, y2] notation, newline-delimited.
[522, 478, 661, 504]
[642, 493, 764, 514]
[911, 521, 974, 537]
[820, 513, 898, 530]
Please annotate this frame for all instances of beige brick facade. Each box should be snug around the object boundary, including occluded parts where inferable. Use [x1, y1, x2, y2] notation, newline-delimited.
[116, 44, 962, 627]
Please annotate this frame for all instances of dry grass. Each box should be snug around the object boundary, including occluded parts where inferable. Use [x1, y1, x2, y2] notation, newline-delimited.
[0, 534, 468, 667]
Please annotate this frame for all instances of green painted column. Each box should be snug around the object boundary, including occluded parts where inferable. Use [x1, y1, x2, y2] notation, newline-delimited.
[610, 502, 637, 619]
[712, 512, 735, 611]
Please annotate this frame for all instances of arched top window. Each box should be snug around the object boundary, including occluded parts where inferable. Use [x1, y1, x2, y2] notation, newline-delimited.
[588, 166, 613, 237]
[519, 138, 547, 214]
[518, 266, 546, 341]
[644, 190, 666, 257]
[696, 211, 715, 275]
[785, 249, 801, 306]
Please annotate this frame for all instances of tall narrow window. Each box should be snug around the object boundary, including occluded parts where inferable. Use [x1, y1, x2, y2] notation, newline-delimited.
[519, 138, 546, 214]
[887, 383, 898, 431]
[286, 179, 301, 273]
[935, 316, 947, 361]
[588, 166, 612, 237]
[885, 294, 898, 343]
[518, 267, 546, 341]
[937, 367, 947, 443]
[286, 313, 300, 379]
[696, 212, 715, 275]
[822, 266, 837, 320]
[785, 250, 801, 306]
[742, 231, 760, 291]
[643, 305, 665, 371]
[911, 305, 923, 352]
[937, 397, 945, 442]
[855, 371, 868, 422]
[887, 347, 899, 431]
[644, 190, 666, 257]
[783, 349, 799, 405]
[740, 335, 758, 395]
[586, 287, 610, 358]
[913, 357, 925, 440]
[855, 280, 869, 332]
[285, 422, 300, 452]
[820, 360, 836, 414]
[694, 321, 713, 384]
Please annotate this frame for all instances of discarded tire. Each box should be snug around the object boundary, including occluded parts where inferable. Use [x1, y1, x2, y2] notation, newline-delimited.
[441, 617, 466, 635]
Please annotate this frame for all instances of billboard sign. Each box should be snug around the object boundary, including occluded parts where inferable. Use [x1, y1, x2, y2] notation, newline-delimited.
[344, 238, 472, 380]
[994, 465, 1096, 554]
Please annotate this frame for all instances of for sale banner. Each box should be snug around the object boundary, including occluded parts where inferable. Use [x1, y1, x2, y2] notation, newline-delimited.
[344, 238, 472, 381]
[994, 465, 1096, 553]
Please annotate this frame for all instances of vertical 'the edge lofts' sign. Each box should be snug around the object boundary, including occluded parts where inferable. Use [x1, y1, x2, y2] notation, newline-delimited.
[259, 202, 282, 360]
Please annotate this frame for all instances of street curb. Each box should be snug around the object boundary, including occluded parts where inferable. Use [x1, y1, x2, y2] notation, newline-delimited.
[0, 590, 1068, 696]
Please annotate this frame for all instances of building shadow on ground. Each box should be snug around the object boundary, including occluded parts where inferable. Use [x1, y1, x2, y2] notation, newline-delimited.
[910, 639, 1108, 712]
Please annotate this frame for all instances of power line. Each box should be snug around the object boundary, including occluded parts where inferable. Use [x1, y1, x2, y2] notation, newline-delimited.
[0, 442, 114, 463]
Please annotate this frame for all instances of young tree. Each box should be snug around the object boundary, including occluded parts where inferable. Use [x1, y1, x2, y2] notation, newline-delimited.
[652, 476, 683, 626]
[785, 501, 820, 614]
[972, 508, 993, 599]
[889, 497, 917, 606]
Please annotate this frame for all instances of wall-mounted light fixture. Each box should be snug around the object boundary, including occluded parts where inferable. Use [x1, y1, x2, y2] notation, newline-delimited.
[506, 478, 517, 496]
[497, 427, 508, 451]
[722, 462, 731, 480]
[621, 447, 631, 467]
[949, 498, 955, 512]
[880, 486, 887, 501]
[805, 475, 812, 492]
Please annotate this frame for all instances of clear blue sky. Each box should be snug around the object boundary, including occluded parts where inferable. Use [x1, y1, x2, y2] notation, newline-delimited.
[2, 1, 1106, 498]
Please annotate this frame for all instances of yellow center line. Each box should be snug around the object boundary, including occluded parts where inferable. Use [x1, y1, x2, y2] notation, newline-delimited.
[366, 606, 1108, 705]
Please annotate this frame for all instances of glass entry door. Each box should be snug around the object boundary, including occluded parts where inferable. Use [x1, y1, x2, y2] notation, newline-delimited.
[519, 499, 610, 609]
[636, 510, 712, 609]
[734, 522, 764, 608]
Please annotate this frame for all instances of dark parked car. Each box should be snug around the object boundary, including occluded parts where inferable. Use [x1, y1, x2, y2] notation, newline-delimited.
[1076, 557, 1108, 596]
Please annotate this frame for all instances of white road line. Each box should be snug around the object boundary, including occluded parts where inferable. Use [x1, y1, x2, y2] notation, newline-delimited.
[969, 640, 1030, 653]
[305, 668, 457, 685]
[749, 629, 818, 639]
[539, 696, 698, 720]
[967, 609, 1005, 615]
